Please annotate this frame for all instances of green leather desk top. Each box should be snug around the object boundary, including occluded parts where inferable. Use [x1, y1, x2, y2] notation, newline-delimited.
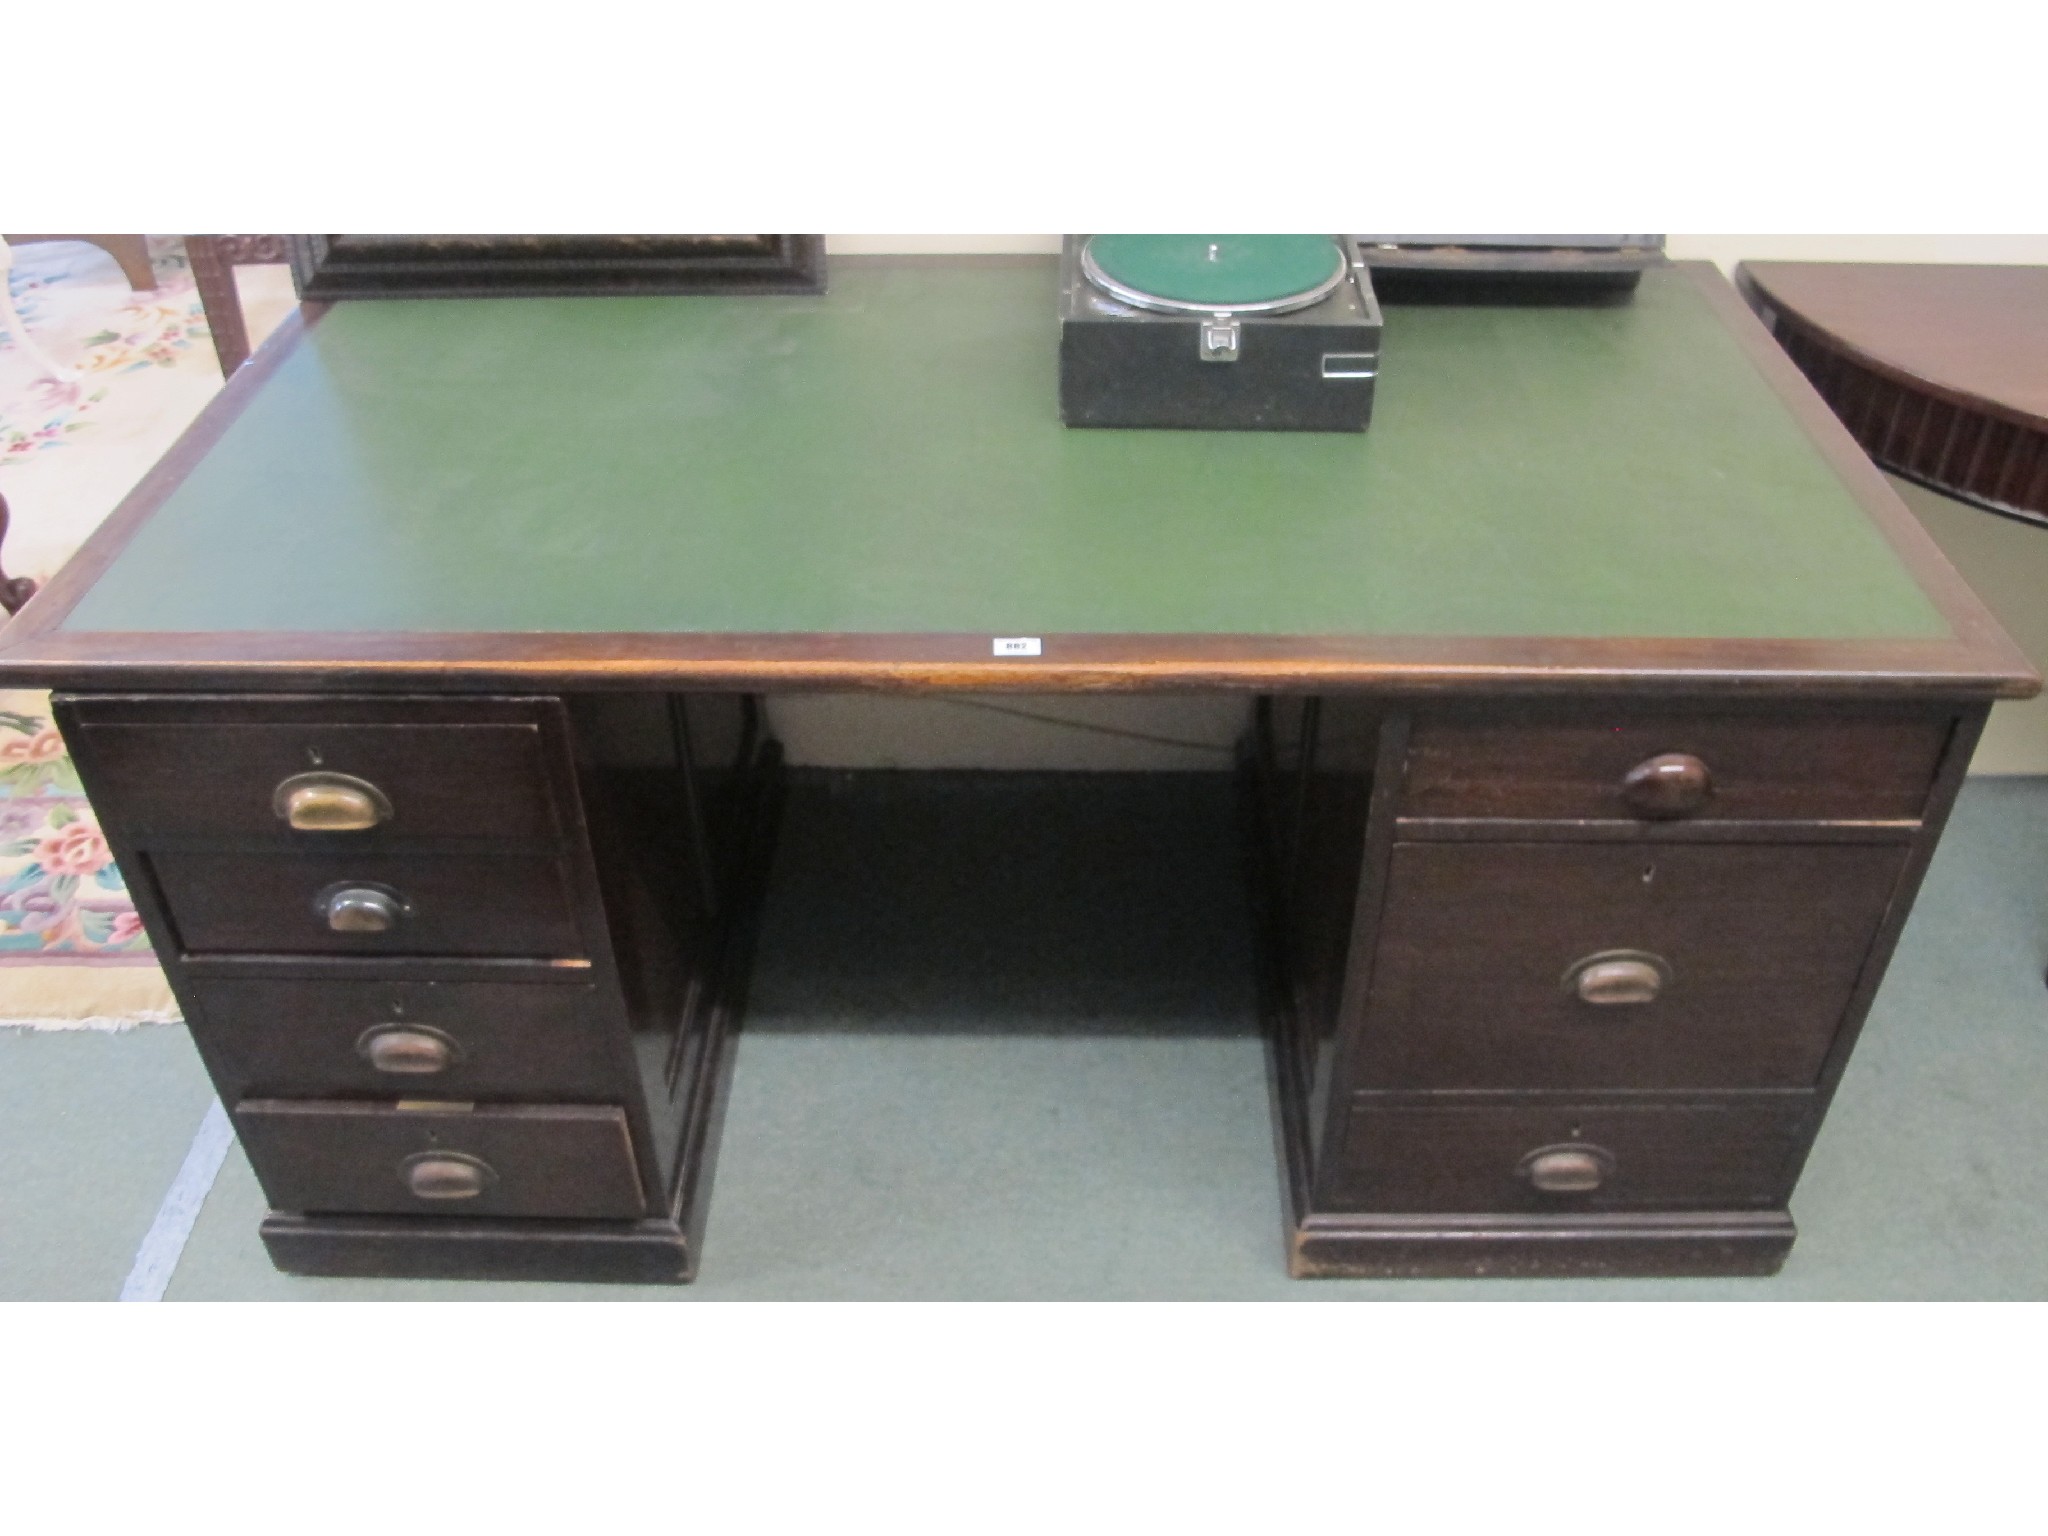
[54, 260, 1954, 644]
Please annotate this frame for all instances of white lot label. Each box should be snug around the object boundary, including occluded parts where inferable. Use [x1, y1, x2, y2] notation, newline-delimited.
[993, 637, 1043, 657]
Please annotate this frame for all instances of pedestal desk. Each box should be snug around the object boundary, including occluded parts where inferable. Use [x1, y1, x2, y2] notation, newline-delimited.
[0, 257, 2033, 1283]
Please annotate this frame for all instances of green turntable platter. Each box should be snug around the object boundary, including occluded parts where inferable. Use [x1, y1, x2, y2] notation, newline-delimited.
[1082, 234, 1347, 313]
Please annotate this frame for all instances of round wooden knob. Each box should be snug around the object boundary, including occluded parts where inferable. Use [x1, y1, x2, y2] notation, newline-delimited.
[1519, 1144, 1614, 1195]
[357, 1025, 459, 1075]
[402, 1152, 496, 1201]
[320, 885, 403, 933]
[1620, 752, 1712, 818]
[274, 772, 392, 832]
[1564, 950, 1671, 1006]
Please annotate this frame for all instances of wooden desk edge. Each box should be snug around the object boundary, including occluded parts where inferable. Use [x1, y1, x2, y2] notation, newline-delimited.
[0, 631, 2035, 698]
[1682, 263, 2035, 692]
[0, 267, 2035, 702]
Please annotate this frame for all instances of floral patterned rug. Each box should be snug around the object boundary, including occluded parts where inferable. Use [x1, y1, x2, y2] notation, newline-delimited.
[3, 242, 210, 467]
[0, 701, 144, 958]
[1, 237, 294, 1021]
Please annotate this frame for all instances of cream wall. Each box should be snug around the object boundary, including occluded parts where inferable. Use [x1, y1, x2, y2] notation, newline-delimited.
[785, 237, 2048, 773]
[1666, 234, 2048, 272]
[1890, 480, 2048, 774]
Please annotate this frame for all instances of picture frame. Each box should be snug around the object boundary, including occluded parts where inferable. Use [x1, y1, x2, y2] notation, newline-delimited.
[287, 234, 825, 299]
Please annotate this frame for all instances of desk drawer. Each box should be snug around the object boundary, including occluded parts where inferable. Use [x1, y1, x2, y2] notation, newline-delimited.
[1353, 841, 1908, 1090]
[1402, 711, 1949, 824]
[185, 977, 629, 1103]
[1327, 1097, 1810, 1213]
[236, 1099, 648, 1219]
[152, 848, 585, 958]
[63, 702, 562, 844]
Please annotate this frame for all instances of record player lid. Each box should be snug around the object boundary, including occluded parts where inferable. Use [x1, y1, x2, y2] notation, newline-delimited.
[1082, 234, 1347, 313]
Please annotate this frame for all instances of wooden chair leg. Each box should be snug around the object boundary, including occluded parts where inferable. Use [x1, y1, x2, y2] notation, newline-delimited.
[185, 235, 251, 378]
[0, 233, 156, 291]
[94, 234, 158, 291]
[0, 492, 38, 616]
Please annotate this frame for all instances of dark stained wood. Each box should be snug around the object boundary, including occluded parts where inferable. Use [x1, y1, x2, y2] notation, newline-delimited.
[182, 976, 633, 1103]
[1240, 728, 1319, 1226]
[1247, 702, 1408, 1237]
[660, 735, 784, 1261]
[0, 628, 2036, 702]
[1258, 691, 1999, 1276]
[148, 846, 586, 958]
[61, 680, 784, 1282]
[0, 492, 35, 616]
[1350, 840, 1910, 1091]
[1314, 709, 1409, 1161]
[1269, 699, 1387, 1136]
[259, 1211, 694, 1284]
[184, 235, 252, 377]
[1270, 696, 1996, 1277]
[178, 954, 594, 982]
[288, 234, 825, 299]
[184, 238, 289, 378]
[1738, 262, 2048, 524]
[65, 699, 563, 843]
[1402, 706, 1951, 823]
[1324, 1095, 1812, 1213]
[211, 236, 290, 265]
[15, 252, 2039, 1287]
[234, 1099, 647, 1219]
[1396, 817, 1919, 844]
[1291, 1210, 1795, 1279]
[55, 685, 678, 1214]
[1620, 752, 1712, 818]
[568, 736, 719, 1196]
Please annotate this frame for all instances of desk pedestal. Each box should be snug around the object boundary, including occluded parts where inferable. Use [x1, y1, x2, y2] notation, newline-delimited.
[1252, 695, 1980, 1279]
[58, 688, 1982, 1284]
[59, 691, 780, 1285]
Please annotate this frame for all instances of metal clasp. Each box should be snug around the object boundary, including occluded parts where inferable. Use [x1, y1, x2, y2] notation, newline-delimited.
[1200, 314, 1240, 363]
[1320, 352, 1378, 380]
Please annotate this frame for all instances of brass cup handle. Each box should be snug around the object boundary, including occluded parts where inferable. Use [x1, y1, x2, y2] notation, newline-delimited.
[357, 1024, 461, 1076]
[401, 1151, 497, 1202]
[1519, 1143, 1615, 1195]
[1563, 949, 1671, 1006]
[273, 772, 392, 833]
[318, 883, 406, 934]
[1620, 752, 1712, 819]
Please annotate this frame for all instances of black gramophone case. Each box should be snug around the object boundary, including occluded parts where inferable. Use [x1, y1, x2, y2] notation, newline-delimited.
[1058, 234, 1383, 432]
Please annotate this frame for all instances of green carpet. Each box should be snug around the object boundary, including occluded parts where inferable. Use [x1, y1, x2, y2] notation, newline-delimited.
[0, 1024, 215, 1299]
